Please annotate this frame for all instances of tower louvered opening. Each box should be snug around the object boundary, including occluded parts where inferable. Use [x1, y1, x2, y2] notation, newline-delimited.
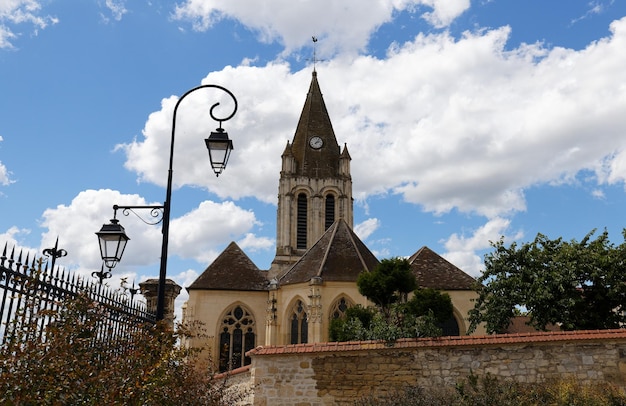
[297, 193, 308, 249]
[325, 194, 335, 230]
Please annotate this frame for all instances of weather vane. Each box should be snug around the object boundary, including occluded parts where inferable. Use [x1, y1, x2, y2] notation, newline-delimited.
[310, 36, 325, 72]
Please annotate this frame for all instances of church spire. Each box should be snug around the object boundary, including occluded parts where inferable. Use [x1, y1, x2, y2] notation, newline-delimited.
[270, 70, 353, 278]
[290, 71, 341, 178]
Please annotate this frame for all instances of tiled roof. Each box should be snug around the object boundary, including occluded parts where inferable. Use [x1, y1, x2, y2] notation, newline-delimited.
[247, 329, 626, 356]
[408, 246, 476, 290]
[278, 219, 379, 285]
[187, 241, 268, 291]
[213, 365, 251, 380]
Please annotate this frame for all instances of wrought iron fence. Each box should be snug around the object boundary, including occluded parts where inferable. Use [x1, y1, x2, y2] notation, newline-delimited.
[0, 243, 155, 346]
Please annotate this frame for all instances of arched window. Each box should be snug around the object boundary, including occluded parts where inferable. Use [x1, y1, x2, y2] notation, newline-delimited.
[325, 194, 335, 230]
[290, 300, 308, 344]
[219, 305, 256, 372]
[329, 296, 352, 320]
[297, 193, 308, 249]
[440, 316, 460, 336]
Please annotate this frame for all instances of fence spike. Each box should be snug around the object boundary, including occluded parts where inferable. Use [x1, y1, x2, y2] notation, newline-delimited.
[8, 246, 15, 269]
[30, 254, 37, 272]
[52, 267, 60, 287]
[22, 252, 31, 273]
[0, 241, 157, 346]
[15, 249, 24, 270]
[1, 242, 7, 266]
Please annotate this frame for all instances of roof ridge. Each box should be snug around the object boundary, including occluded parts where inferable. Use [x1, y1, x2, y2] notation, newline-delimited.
[342, 220, 369, 272]
[316, 221, 339, 278]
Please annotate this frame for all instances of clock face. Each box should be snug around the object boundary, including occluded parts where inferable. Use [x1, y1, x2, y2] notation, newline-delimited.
[309, 136, 323, 149]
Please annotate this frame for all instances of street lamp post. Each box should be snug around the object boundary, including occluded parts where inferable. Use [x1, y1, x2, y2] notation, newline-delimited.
[96, 84, 238, 321]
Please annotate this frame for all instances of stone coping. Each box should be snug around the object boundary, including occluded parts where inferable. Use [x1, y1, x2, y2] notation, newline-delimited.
[213, 364, 251, 380]
[247, 329, 626, 356]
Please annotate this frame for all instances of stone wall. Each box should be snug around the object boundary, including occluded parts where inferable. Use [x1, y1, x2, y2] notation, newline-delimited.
[215, 365, 253, 406]
[247, 329, 626, 406]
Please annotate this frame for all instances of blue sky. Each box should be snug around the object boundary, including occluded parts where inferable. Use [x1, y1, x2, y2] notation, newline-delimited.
[1, 0, 626, 316]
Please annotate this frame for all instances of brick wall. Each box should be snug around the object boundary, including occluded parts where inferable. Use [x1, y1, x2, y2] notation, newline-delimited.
[247, 329, 626, 406]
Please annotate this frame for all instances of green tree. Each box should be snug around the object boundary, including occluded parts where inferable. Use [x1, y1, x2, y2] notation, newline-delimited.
[403, 288, 454, 325]
[469, 229, 626, 334]
[329, 305, 376, 341]
[331, 260, 452, 342]
[357, 257, 417, 318]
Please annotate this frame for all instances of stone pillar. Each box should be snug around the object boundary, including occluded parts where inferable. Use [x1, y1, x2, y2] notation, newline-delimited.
[266, 279, 279, 346]
[139, 278, 182, 328]
[308, 276, 323, 343]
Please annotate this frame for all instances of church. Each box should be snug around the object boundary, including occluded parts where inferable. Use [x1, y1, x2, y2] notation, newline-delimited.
[182, 70, 481, 372]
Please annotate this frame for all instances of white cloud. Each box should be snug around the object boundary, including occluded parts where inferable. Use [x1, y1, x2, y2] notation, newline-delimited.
[170, 200, 262, 263]
[171, 268, 200, 320]
[0, 0, 58, 49]
[0, 226, 35, 257]
[442, 217, 523, 276]
[122, 17, 626, 222]
[354, 218, 381, 240]
[172, 0, 470, 56]
[0, 162, 11, 186]
[102, 0, 128, 22]
[0, 24, 16, 48]
[0, 136, 13, 187]
[420, 0, 470, 28]
[237, 233, 274, 253]
[119, 63, 301, 204]
[37, 189, 266, 280]
[571, 0, 613, 25]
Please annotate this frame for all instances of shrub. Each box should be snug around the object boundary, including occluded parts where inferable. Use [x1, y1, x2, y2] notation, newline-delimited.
[355, 374, 626, 406]
[0, 291, 246, 405]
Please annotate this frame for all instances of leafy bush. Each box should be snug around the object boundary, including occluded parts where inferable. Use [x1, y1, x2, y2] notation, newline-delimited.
[331, 258, 453, 343]
[0, 291, 246, 405]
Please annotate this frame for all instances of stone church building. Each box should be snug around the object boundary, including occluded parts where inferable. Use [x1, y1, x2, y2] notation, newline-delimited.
[182, 70, 481, 372]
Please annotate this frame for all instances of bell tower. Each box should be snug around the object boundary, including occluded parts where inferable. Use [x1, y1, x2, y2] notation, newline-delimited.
[269, 71, 353, 278]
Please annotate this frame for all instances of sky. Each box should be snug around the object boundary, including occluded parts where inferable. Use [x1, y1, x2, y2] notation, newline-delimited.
[1, 0, 626, 318]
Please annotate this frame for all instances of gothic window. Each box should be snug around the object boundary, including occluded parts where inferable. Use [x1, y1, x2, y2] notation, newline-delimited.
[290, 300, 308, 344]
[325, 194, 335, 230]
[440, 316, 460, 336]
[330, 296, 352, 320]
[297, 193, 308, 249]
[219, 305, 256, 372]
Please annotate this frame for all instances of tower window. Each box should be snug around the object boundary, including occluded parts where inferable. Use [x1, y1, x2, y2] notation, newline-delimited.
[219, 305, 256, 372]
[290, 300, 308, 344]
[325, 194, 335, 230]
[297, 193, 307, 249]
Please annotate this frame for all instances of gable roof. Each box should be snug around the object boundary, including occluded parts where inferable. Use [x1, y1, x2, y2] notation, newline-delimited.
[187, 241, 268, 291]
[278, 219, 379, 285]
[408, 246, 476, 290]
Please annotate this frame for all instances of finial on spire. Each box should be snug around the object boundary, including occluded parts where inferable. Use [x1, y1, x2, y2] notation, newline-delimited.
[310, 36, 323, 73]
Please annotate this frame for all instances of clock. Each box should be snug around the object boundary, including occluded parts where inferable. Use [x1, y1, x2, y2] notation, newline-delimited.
[309, 136, 323, 149]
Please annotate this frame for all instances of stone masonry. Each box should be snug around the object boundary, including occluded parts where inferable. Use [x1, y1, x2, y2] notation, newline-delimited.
[246, 329, 626, 406]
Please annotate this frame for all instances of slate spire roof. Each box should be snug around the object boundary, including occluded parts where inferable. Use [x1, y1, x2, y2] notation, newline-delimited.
[290, 71, 341, 178]
[278, 219, 379, 285]
[187, 241, 267, 291]
[408, 246, 476, 290]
